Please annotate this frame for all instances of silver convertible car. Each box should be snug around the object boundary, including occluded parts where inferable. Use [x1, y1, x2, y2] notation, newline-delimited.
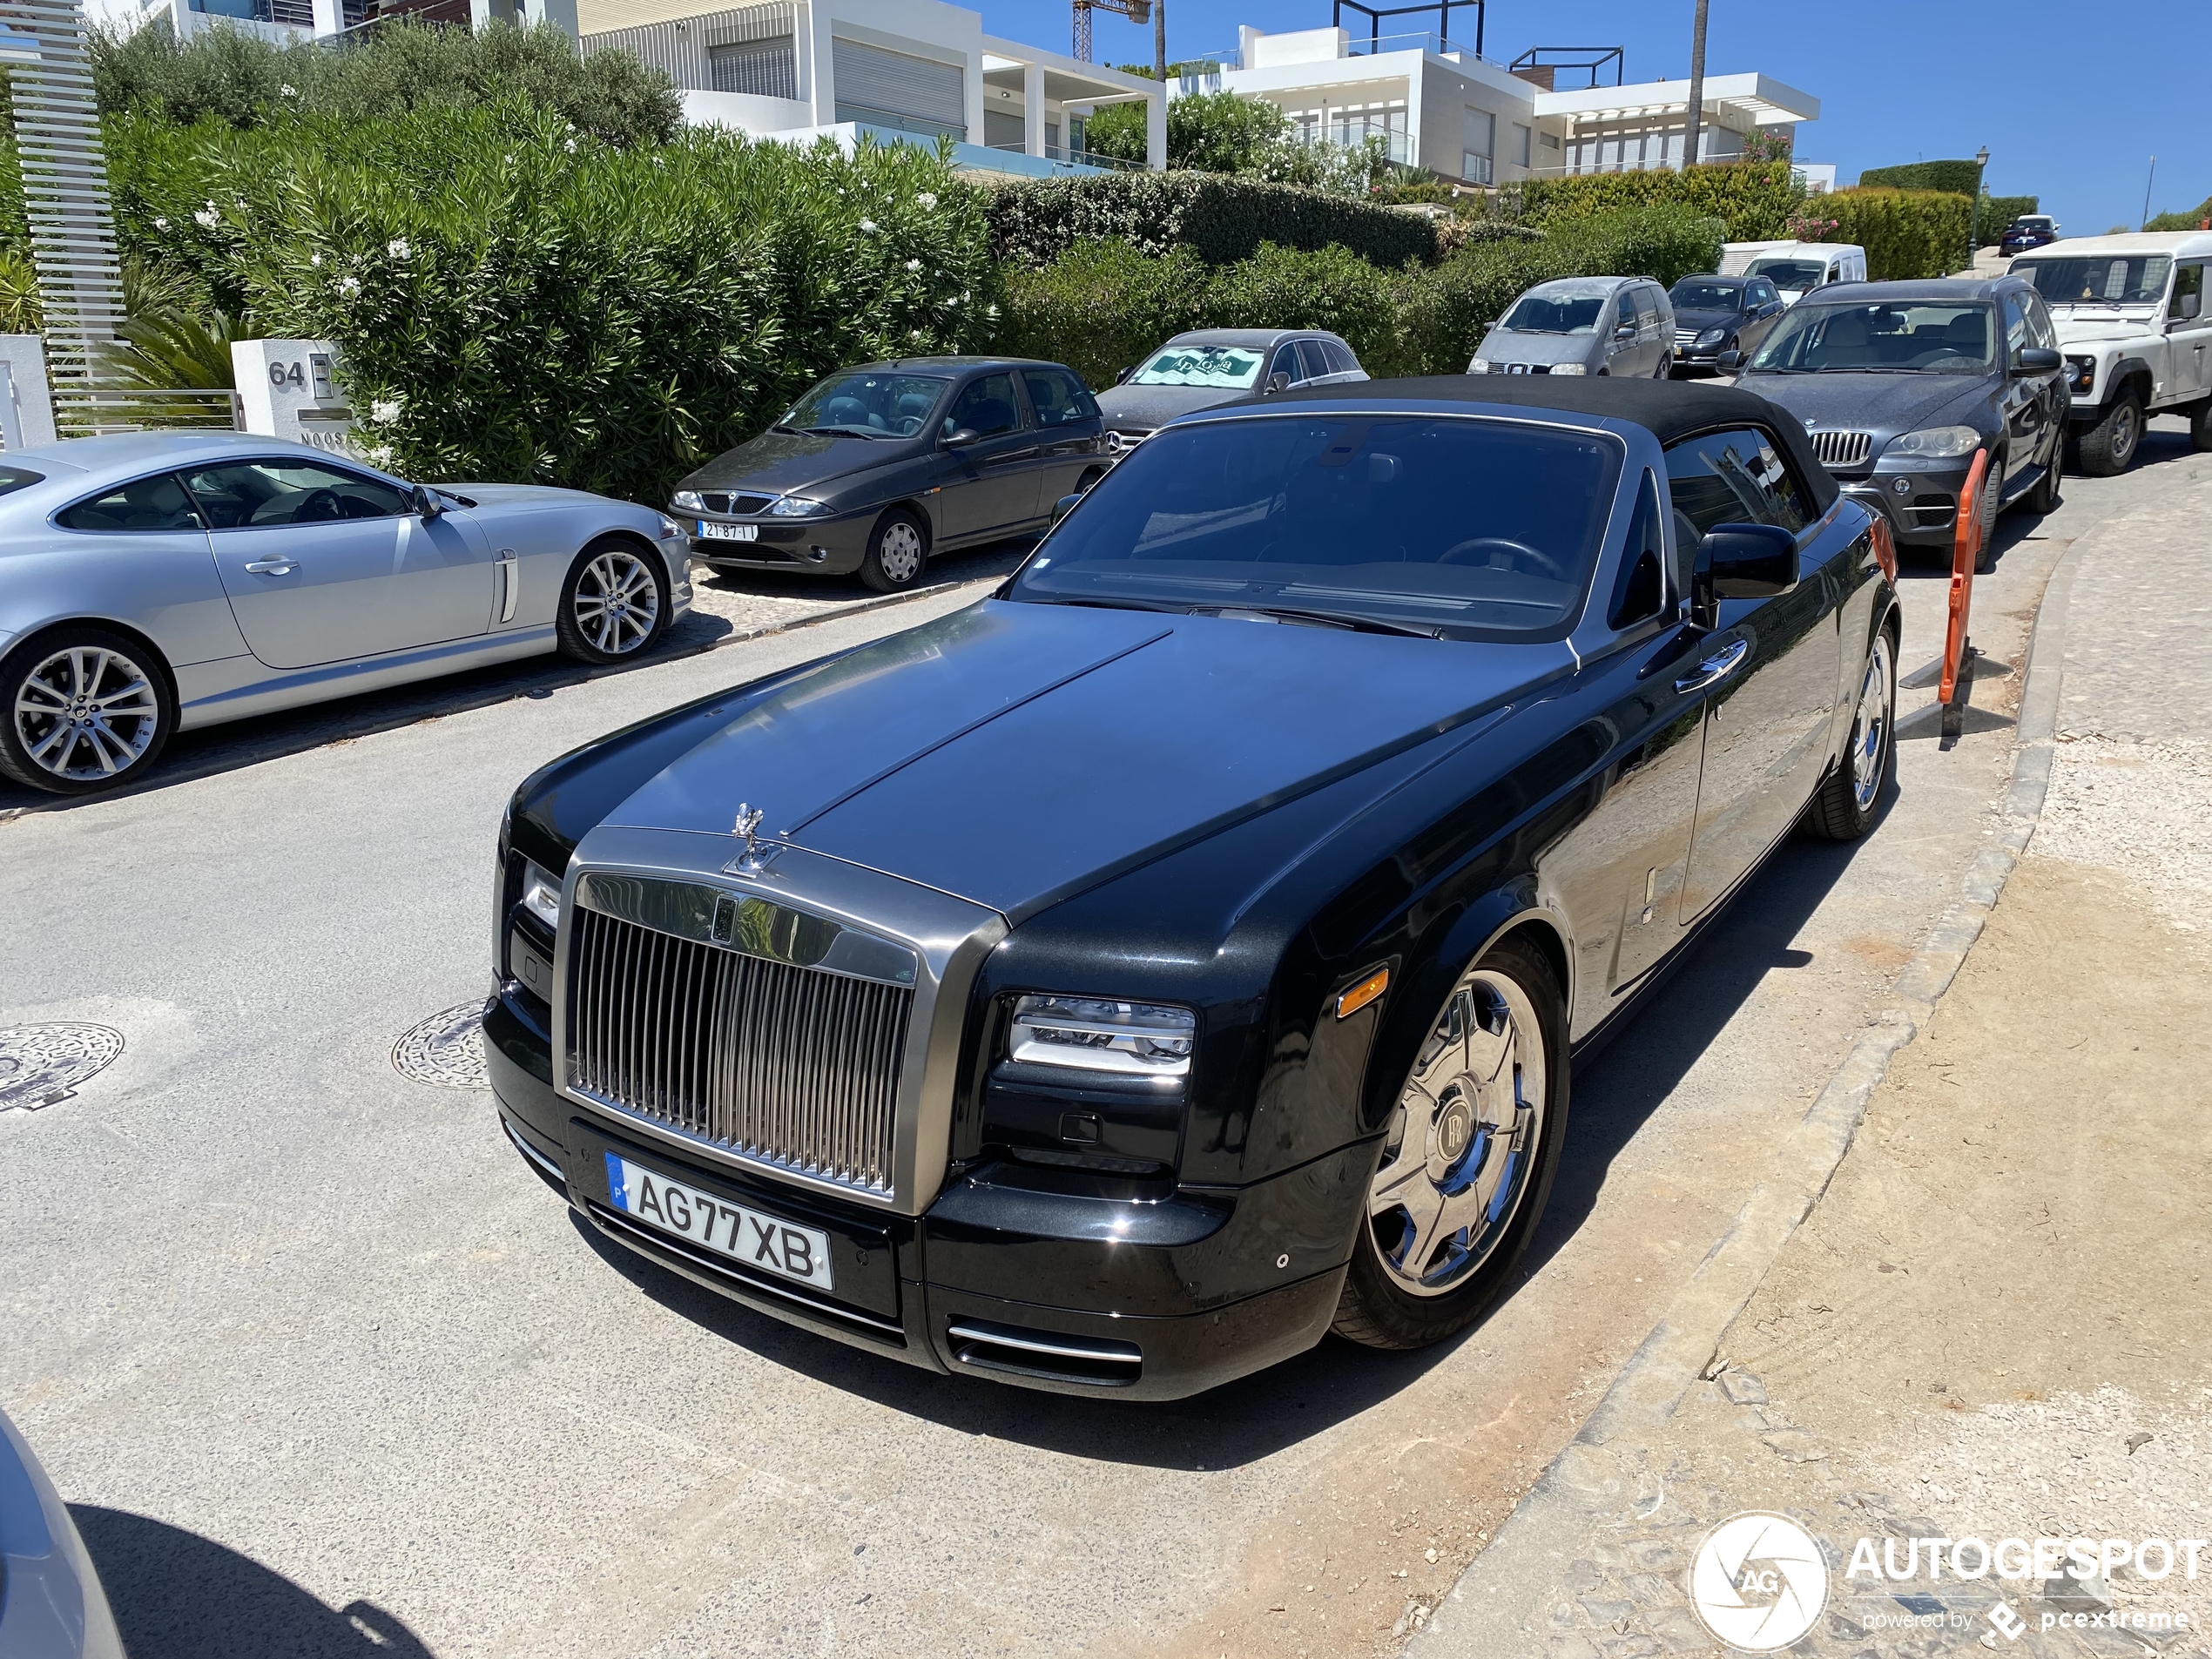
[0, 432, 693, 796]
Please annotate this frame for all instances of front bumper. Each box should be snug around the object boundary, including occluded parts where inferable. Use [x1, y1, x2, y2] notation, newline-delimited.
[1837, 456, 1977, 548]
[484, 984, 1360, 1399]
[685, 512, 874, 577]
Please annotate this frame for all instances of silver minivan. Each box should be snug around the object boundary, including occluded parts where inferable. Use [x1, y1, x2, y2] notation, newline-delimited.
[1467, 276, 1677, 380]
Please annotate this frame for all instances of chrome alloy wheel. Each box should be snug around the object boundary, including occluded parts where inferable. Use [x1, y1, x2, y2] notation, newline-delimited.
[1850, 632, 1895, 812]
[12, 644, 161, 782]
[572, 549, 661, 655]
[1366, 968, 1548, 1297]
[876, 520, 925, 584]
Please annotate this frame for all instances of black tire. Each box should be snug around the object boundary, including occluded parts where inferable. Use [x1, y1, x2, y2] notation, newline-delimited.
[859, 508, 928, 594]
[0, 625, 176, 797]
[1076, 466, 1106, 493]
[1972, 450, 2003, 575]
[556, 536, 670, 665]
[2190, 398, 2212, 454]
[1332, 934, 1569, 1352]
[2075, 390, 2143, 476]
[2024, 454, 2061, 516]
[1653, 350, 1674, 380]
[1804, 622, 1897, 841]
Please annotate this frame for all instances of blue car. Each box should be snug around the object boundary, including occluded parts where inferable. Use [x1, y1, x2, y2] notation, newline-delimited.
[486, 378, 1899, 1399]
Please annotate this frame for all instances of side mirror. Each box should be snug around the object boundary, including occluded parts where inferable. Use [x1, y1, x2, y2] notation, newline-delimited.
[2170, 294, 2202, 324]
[1115, 367, 1132, 385]
[1264, 372, 1291, 394]
[1613, 322, 1637, 343]
[1716, 348, 1745, 370]
[411, 483, 443, 521]
[941, 427, 981, 448]
[1050, 492, 1082, 524]
[2014, 346, 2062, 373]
[1693, 522, 1797, 624]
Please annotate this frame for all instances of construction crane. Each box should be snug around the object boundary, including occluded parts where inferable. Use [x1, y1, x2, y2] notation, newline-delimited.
[1071, 0, 1150, 64]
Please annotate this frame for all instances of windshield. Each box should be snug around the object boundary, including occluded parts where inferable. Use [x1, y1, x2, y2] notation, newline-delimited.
[0, 465, 44, 497]
[1127, 345, 1266, 389]
[1745, 257, 1829, 289]
[1010, 415, 1621, 642]
[1497, 292, 1608, 334]
[780, 372, 949, 438]
[1750, 301, 1994, 375]
[1669, 280, 1745, 311]
[2016, 255, 2171, 307]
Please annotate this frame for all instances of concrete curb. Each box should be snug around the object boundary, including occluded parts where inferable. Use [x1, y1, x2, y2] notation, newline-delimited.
[1412, 536, 2088, 1654]
[0, 569, 1001, 826]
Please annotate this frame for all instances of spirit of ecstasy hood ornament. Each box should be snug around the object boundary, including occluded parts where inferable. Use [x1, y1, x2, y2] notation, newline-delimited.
[727, 803, 773, 875]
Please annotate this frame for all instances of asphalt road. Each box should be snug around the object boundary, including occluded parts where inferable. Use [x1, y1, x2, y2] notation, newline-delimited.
[1, 426, 2202, 1659]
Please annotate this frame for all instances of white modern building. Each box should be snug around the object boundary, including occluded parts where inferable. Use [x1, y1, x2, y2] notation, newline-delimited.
[577, 0, 1166, 176]
[1181, 25, 1818, 188]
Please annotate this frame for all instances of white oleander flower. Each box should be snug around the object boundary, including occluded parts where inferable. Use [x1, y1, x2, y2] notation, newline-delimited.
[309, 252, 321, 266]
[280, 83, 296, 96]
[905, 258, 921, 272]
[337, 276, 361, 297]
[859, 217, 877, 233]
[371, 398, 401, 422]
[916, 192, 936, 208]
[193, 207, 218, 229]
[563, 137, 577, 153]
[152, 216, 167, 229]
[387, 238, 410, 259]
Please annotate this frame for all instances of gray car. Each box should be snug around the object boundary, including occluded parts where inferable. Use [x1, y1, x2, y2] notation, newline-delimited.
[1094, 328, 1368, 455]
[0, 1406, 125, 1659]
[0, 432, 692, 796]
[1468, 276, 1676, 380]
[1730, 276, 2068, 570]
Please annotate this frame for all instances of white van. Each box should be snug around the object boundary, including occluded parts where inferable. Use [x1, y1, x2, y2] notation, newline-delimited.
[1720, 241, 1869, 306]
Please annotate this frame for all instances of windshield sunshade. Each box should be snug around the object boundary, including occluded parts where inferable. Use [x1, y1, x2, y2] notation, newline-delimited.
[1012, 415, 1620, 642]
[1750, 301, 1994, 374]
[1128, 346, 1266, 389]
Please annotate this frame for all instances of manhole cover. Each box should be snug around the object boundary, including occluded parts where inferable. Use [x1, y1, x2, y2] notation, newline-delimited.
[0, 1023, 125, 1112]
[392, 1002, 489, 1090]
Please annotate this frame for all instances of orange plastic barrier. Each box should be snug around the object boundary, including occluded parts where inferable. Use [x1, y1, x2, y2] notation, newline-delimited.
[1938, 448, 1989, 720]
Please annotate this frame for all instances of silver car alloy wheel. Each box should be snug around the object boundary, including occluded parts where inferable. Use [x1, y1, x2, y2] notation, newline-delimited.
[1366, 967, 1547, 1297]
[12, 644, 161, 782]
[2108, 401, 2140, 468]
[573, 549, 660, 655]
[878, 520, 924, 584]
[1851, 631, 1894, 812]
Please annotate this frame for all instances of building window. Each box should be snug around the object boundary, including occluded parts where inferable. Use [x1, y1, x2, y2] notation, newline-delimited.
[831, 36, 967, 141]
[708, 37, 796, 99]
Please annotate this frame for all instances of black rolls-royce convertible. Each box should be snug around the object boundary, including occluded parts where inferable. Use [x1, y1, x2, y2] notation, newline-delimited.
[486, 378, 1899, 1399]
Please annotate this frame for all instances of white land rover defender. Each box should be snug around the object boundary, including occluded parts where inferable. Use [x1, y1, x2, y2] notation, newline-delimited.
[2011, 231, 2212, 474]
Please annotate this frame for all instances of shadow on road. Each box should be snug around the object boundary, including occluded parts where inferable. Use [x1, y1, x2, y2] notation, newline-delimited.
[71, 1505, 438, 1659]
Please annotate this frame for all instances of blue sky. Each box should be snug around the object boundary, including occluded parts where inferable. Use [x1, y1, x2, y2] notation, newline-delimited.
[975, 1, 2212, 235]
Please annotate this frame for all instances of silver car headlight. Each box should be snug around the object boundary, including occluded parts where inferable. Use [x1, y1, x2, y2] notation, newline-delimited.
[769, 496, 831, 517]
[1696, 326, 1730, 347]
[520, 859, 563, 930]
[671, 489, 705, 513]
[1468, 358, 1495, 374]
[1887, 425, 1981, 460]
[1009, 995, 1196, 1078]
[1548, 361, 1588, 376]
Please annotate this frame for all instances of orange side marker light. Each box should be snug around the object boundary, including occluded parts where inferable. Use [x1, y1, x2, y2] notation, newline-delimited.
[1336, 968, 1391, 1020]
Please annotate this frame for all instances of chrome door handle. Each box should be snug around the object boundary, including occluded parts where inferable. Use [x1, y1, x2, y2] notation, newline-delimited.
[1676, 637, 1750, 693]
[242, 557, 298, 575]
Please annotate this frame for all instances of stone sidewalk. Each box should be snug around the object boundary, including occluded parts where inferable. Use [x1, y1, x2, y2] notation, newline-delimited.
[1413, 448, 2212, 1659]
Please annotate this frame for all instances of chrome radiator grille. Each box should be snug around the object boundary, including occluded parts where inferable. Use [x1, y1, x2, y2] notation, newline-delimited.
[1674, 327, 1700, 347]
[1807, 429, 1873, 469]
[566, 907, 910, 1194]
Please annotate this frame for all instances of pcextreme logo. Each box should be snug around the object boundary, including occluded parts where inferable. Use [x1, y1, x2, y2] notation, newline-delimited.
[1688, 1512, 1831, 1651]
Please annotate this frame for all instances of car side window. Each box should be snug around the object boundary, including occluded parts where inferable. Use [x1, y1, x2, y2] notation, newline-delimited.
[1021, 367, 1095, 428]
[1295, 339, 1332, 381]
[56, 471, 204, 533]
[1633, 289, 1660, 337]
[2021, 290, 2058, 350]
[180, 460, 409, 529]
[1750, 280, 1777, 307]
[2002, 293, 2034, 363]
[1664, 428, 1810, 537]
[1269, 342, 1303, 385]
[2172, 263, 2207, 324]
[943, 374, 1021, 439]
[1608, 469, 1668, 630]
[1323, 339, 1360, 374]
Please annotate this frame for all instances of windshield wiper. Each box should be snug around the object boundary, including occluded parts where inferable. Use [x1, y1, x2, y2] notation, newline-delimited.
[1033, 596, 1193, 616]
[798, 424, 889, 439]
[1198, 604, 1441, 638]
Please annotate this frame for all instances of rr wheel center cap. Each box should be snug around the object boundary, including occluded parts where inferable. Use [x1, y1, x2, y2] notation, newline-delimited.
[1428, 1085, 1480, 1182]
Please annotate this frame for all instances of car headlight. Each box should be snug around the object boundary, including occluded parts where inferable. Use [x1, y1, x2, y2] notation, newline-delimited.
[656, 513, 685, 540]
[1886, 425, 1982, 460]
[520, 858, 563, 930]
[671, 489, 705, 513]
[1548, 361, 1588, 376]
[1696, 326, 1730, 347]
[1468, 358, 1494, 374]
[769, 496, 831, 517]
[1008, 995, 1196, 1078]
[2065, 355, 2096, 394]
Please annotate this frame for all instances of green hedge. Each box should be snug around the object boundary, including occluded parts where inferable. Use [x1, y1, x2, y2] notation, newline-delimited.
[1983, 193, 2038, 231]
[1820, 186, 1973, 280]
[2147, 194, 2212, 232]
[1513, 161, 1801, 244]
[997, 204, 1724, 387]
[981, 169, 1437, 270]
[105, 107, 995, 502]
[1858, 160, 1981, 195]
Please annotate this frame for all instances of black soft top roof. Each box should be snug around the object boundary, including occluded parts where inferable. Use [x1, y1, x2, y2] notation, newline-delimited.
[1262, 374, 1839, 516]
